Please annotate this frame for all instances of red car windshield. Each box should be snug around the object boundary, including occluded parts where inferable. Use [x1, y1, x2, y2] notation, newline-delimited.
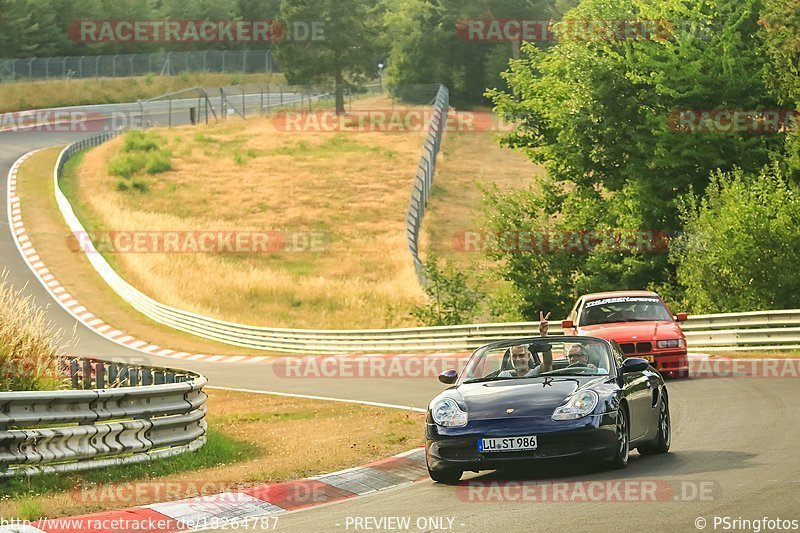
[580, 297, 672, 326]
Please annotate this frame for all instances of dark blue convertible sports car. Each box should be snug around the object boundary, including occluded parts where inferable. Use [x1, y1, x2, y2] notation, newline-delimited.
[426, 336, 671, 483]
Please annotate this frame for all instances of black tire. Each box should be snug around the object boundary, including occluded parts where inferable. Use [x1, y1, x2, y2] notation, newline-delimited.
[638, 391, 671, 455]
[428, 466, 462, 484]
[608, 405, 630, 469]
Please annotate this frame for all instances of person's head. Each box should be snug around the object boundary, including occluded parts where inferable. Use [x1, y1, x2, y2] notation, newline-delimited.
[568, 344, 589, 366]
[510, 345, 530, 375]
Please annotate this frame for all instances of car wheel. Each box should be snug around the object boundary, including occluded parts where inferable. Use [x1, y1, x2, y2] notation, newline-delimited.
[609, 405, 629, 469]
[428, 466, 462, 484]
[638, 392, 671, 455]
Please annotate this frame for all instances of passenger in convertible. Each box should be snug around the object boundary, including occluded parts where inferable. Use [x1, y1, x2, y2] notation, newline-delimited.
[498, 311, 554, 378]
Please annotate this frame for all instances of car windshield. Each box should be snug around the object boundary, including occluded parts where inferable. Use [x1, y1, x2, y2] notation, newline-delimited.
[580, 297, 672, 326]
[461, 339, 612, 383]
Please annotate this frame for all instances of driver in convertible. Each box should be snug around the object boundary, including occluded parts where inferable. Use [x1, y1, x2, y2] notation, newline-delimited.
[498, 312, 554, 378]
[567, 344, 598, 370]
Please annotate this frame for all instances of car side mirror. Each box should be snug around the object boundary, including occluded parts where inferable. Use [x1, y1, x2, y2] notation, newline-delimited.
[561, 320, 574, 329]
[675, 312, 688, 322]
[438, 369, 458, 384]
[621, 358, 650, 374]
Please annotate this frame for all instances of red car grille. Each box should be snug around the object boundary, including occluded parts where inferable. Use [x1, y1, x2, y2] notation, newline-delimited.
[620, 342, 652, 354]
[620, 343, 635, 354]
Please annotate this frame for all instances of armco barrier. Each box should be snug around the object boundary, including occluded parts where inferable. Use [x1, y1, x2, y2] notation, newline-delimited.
[0, 358, 207, 477]
[50, 125, 800, 354]
[406, 84, 449, 282]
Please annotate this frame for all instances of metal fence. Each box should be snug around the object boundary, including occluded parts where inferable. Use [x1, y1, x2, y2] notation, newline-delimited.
[406, 84, 449, 282]
[135, 82, 382, 127]
[0, 357, 207, 477]
[0, 50, 276, 82]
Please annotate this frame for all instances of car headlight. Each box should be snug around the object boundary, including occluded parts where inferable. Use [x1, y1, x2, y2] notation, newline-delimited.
[431, 397, 468, 427]
[657, 339, 685, 349]
[552, 390, 599, 421]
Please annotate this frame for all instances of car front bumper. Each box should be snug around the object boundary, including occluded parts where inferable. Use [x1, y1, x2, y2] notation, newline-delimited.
[650, 351, 689, 376]
[426, 412, 619, 472]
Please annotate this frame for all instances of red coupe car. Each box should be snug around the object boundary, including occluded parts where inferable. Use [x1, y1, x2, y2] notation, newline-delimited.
[561, 291, 689, 378]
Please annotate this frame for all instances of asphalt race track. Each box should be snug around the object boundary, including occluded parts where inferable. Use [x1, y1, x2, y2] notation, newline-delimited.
[2, 112, 798, 533]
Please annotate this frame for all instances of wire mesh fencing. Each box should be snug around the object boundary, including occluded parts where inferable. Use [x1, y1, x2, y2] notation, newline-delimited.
[0, 50, 276, 82]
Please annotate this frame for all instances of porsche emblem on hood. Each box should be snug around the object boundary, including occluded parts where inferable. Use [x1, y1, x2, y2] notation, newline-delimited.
[506, 408, 514, 414]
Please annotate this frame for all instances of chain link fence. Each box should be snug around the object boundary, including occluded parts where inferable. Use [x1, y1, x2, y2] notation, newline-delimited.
[0, 49, 276, 82]
[137, 82, 383, 128]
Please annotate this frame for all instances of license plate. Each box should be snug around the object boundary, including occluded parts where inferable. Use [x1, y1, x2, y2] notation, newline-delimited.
[642, 355, 654, 363]
[478, 435, 538, 452]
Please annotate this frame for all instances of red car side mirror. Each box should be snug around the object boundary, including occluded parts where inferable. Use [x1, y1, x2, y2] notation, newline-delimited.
[561, 320, 574, 329]
[675, 312, 688, 322]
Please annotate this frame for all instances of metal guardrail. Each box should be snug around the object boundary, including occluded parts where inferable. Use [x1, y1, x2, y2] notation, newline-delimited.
[406, 84, 449, 282]
[0, 357, 207, 477]
[50, 106, 800, 354]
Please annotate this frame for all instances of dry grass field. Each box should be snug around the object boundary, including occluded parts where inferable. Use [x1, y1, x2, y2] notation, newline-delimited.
[73, 96, 429, 329]
[0, 73, 284, 113]
[0, 273, 70, 391]
[18, 96, 543, 335]
[2, 389, 424, 519]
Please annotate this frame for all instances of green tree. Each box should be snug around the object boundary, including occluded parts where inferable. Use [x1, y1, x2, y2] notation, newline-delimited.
[761, 0, 800, 182]
[483, 0, 781, 318]
[275, 0, 385, 114]
[672, 165, 800, 312]
[411, 255, 483, 326]
[386, 0, 573, 105]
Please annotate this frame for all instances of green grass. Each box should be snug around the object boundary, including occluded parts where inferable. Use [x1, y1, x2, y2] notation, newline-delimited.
[108, 152, 147, 178]
[60, 151, 121, 272]
[0, 428, 255, 499]
[123, 131, 163, 153]
[108, 131, 172, 183]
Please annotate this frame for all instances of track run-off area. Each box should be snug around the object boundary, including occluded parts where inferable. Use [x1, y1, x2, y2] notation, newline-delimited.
[1, 112, 799, 533]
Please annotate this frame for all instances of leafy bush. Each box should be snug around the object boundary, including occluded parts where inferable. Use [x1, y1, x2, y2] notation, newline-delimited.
[144, 151, 172, 174]
[131, 179, 150, 193]
[109, 131, 172, 184]
[0, 273, 68, 391]
[671, 165, 800, 312]
[410, 256, 482, 326]
[122, 130, 162, 153]
[107, 153, 146, 178]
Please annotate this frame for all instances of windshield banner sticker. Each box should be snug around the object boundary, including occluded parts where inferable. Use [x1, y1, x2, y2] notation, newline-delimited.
[585, 297, 660, 308]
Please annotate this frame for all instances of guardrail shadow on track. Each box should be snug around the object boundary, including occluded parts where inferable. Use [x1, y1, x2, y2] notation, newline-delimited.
[0, 357, 207, 478]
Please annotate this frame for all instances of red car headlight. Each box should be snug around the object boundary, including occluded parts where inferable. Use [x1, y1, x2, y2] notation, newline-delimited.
[656, 339, 685, 349]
